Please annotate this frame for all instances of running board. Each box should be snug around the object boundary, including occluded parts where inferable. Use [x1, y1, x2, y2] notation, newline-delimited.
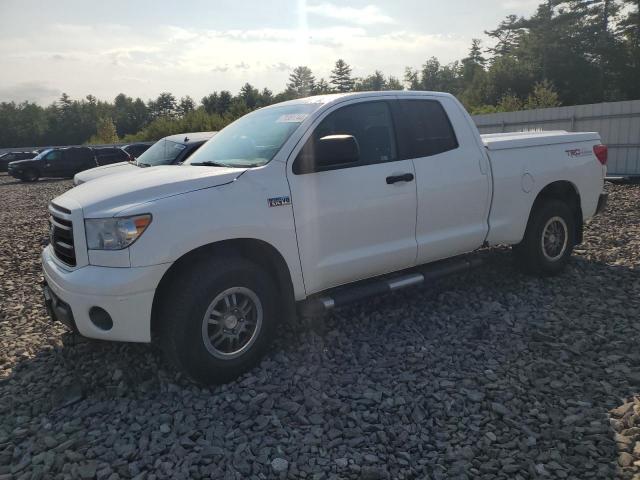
[298, 255, 483, 317]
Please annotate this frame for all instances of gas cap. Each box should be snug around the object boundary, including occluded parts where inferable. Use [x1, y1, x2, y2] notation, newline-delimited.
[521, 172, 534, 193]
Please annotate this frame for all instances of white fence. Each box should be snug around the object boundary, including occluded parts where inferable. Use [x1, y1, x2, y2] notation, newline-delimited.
[472, 100, 640, 176]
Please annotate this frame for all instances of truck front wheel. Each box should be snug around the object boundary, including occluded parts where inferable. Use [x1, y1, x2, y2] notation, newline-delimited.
[513, 200, 576, 276]
[158, 256, 277, 384]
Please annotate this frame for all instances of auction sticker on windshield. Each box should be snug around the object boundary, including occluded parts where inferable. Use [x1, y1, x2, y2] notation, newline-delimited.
[276, 113, 308, 123]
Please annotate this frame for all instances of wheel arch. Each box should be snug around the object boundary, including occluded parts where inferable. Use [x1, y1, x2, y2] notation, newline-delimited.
[150, 238, 297, 342]
[529, 180, 583, 244]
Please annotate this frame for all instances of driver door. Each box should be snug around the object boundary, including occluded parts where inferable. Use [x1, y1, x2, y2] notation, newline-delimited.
[41, 150, 63, 176]
[287, 99, 418, 295]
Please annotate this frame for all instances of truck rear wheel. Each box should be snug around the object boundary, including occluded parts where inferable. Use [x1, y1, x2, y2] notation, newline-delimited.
[513, 200, 576, 276]
[158, 255, 277, 384]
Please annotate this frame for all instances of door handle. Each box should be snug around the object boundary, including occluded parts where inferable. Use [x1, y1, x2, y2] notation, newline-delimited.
[386, 173, 414, 184]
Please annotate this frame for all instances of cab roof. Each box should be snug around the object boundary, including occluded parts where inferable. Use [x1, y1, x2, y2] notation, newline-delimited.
[268, 90, 456, 110]
[163, 131, 217, 144]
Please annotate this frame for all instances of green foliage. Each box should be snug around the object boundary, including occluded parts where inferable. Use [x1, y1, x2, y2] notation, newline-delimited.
[88, 117, 119, 144]
[313, 79, 332, 95]
[497, 92, 524, 112]
[123, 108, 229, 142]
[287, 66, 316, 97]
[330, 59, 354, 92]
[354, 71, 402, 91]
[525, 80, 561, 109]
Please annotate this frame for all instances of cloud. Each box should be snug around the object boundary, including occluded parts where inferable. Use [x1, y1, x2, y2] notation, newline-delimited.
[0, 21, 470, 103]
[270, 62, 292, 72]
[0, 82, 61, 104]
[306, 3, 394, 25]
[500, 0, 539, 10]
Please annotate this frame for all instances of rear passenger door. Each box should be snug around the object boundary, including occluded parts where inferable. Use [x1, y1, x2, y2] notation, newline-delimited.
[61, 149, 83, 176]
[288, 99, 418, 295]
[392, 96, 491, 264]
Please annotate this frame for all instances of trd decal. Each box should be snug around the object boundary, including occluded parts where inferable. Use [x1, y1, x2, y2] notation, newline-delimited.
[565, 148, 592, 158]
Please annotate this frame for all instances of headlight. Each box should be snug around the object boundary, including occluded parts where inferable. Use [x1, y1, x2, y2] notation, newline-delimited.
[85, 214, 152, 250]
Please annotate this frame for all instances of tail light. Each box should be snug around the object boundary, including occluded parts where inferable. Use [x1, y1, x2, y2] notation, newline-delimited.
[593, 144, 608, 165]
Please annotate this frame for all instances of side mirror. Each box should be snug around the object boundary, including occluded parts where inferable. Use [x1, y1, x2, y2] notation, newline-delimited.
[315, 135, 360, 169]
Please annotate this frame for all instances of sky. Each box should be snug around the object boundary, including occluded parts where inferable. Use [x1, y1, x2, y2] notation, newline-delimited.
[0, 0, 541, 106]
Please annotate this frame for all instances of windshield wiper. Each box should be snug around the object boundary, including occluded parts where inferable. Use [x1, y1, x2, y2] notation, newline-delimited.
[190, 161, 232, 167]
[137, 162, 151, 167]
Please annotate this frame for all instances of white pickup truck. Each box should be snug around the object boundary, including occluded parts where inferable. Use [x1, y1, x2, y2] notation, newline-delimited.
[42, 91, 608, 383]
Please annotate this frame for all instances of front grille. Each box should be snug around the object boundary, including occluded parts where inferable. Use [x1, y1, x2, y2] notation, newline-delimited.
[49, 204, 76, 266]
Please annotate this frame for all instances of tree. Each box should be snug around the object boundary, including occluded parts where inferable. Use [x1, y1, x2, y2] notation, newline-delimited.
[619, 0, 640, 98]
[178, 96, 196, 117]
[497, 92, 523, 112]
[354, 71, 403, 91]
[239, 83, 260, 109]
[287, 66, 316, 97]
[524, 79, 561, 109]
[148, 92, 177, 118]
[485, 15, 525, 57]
[330, 59, 354, 92]
[404, 67, 421, 90]
[217, 91, 233, 115]
[89, 117, 119, 144]
[113, 93, 149, 137]
[462, 39, 486, 82]
[202, 90, 234, 115]
[258, 88, 274, 107]
[313, 79, 331, 95]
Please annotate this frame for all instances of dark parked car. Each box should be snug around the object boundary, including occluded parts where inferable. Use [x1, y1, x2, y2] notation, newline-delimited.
[8, 147, 97, 182]
[93, 147, 130, 165]
[121, 143, 151, 160]
[0, 151, 37, 171]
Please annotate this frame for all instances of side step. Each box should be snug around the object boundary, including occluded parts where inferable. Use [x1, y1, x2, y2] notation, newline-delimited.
[298, 255, 483, 316]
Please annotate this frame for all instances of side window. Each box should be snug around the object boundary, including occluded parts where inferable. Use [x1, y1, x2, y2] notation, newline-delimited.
[294, 101, 397, 174]
[395, 99, 458, 159]
[181, 144, 203, 163]
[45, 150, 62, 162]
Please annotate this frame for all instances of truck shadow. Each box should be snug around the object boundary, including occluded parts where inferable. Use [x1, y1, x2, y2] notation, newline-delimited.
[2, 250, 637, 478]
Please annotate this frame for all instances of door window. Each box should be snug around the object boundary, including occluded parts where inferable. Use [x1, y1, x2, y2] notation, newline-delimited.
[294, 101, 397, 174]
[45, 150, 62, 161]
[394, 99, 458, 159]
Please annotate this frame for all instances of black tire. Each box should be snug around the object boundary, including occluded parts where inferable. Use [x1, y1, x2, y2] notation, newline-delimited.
[157, 255, 277, 384]
[513, 199, 576, 276]
[22, 169, 39, 182]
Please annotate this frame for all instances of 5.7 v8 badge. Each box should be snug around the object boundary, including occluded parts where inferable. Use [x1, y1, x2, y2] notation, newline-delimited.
[268, 196, 291, 207]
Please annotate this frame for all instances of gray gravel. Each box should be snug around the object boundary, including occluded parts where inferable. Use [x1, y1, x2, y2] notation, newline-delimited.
[1, 173, 639, 479]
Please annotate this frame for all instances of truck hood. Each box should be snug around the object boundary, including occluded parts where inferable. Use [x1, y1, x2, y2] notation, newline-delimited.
[75, 161, 135, 184]
[56, 165, 247, 217]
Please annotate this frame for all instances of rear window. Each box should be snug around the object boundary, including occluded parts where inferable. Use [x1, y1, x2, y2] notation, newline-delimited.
[395, 99, 458, 159]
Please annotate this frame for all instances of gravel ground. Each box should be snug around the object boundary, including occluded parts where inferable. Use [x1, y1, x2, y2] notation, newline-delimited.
[0, 173, 639, 480]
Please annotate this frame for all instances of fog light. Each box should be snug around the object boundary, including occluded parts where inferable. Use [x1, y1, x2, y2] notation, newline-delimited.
[89, 307, 113, 330]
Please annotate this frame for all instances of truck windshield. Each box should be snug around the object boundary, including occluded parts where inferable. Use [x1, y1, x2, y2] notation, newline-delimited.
[187, 103, 320, 168]
[136, 139, 187, 167]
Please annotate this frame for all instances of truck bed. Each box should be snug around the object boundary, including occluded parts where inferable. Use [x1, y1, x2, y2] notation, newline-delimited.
[481, 130, 601, 151]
